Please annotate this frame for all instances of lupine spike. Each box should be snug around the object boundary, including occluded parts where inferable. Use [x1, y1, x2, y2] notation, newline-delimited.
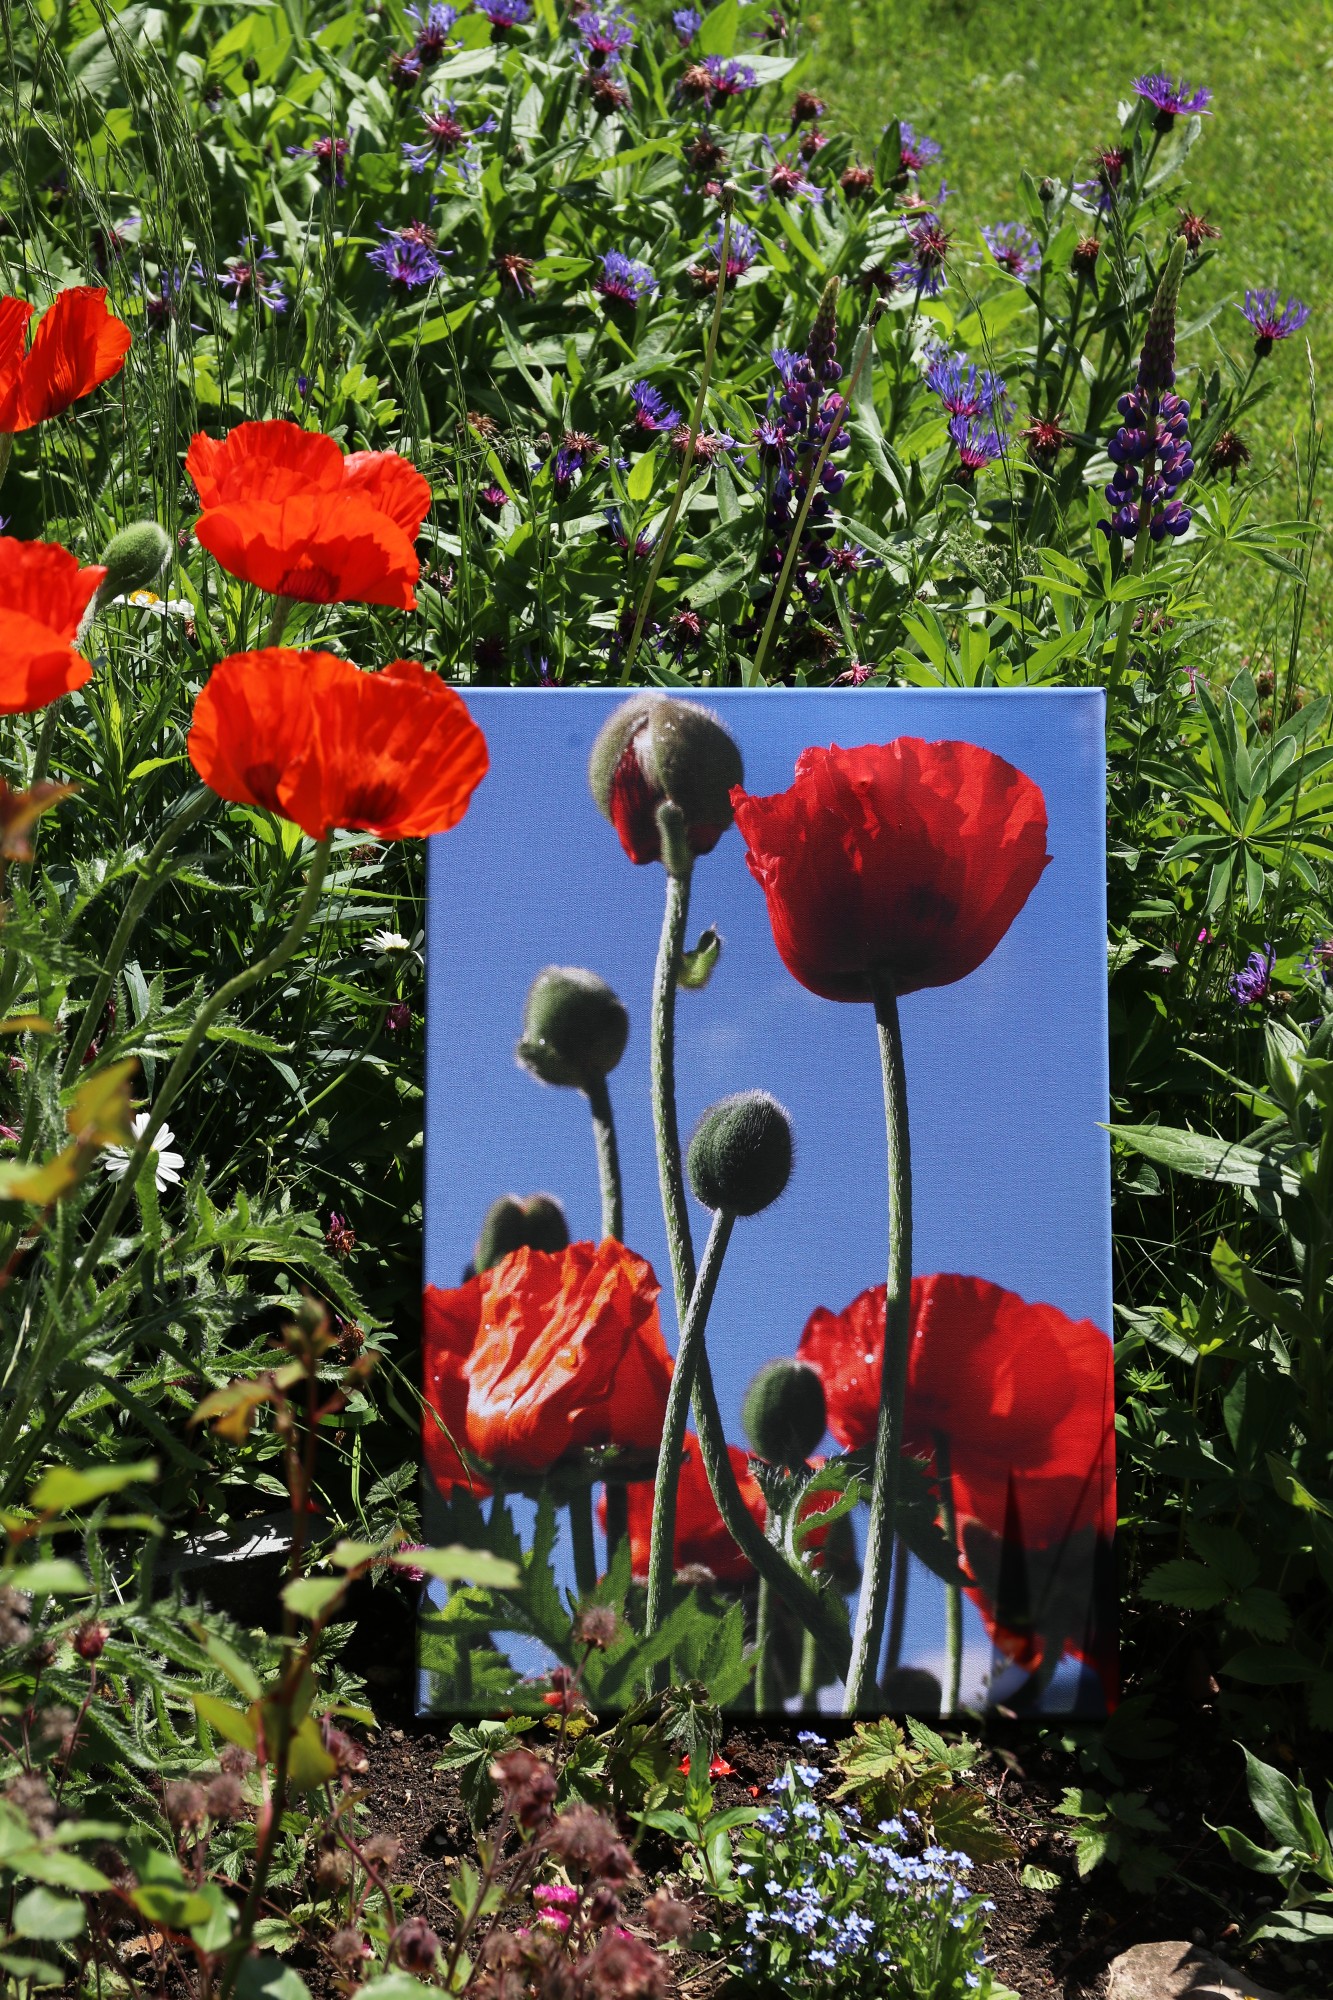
[807, 275, 841, 379]
[1138, 236, 1188, 392]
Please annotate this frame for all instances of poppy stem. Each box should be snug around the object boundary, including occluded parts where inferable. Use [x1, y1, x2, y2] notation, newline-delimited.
[569, 1487, 598, 1600]
[649, 830, 697, 1324]
[935, 1431, 963, 1715]
[0, 434, 10, 492]
[645, 1205, 735, 1657]
[845, 975, 913, 1713]
[264, 594, 295, 648]
[885, 1535, 909, 1675]
[585, 1074, 623, 1243]
[798, 1625, 820, 1704]
[754, 1573, 777, 1711]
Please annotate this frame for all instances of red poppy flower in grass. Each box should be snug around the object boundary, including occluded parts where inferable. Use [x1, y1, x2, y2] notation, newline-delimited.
[187, 649, 489, 840]
[423, 1278, 491, 1495]
[0, 538, 106, 712]
[610, 1434, 765, 1584]
[797, 1273, 1115, 1550]
[730, 738, 1050, 1002]
[0, 288, 131, 433]
[186, 420, 431, 608]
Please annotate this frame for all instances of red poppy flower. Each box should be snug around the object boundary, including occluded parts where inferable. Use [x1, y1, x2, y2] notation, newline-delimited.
[185, 420, 431, 608]
[422, 1278, 491, 1496]
[0, 538, 106, 712]
[611, 1433, 766, 1584]
[424, 1240, 673, 1478]
[187, 649, 489, 840]
[797, 1273, 1115, 1550]
[730, 738, 1050, 1002]
[0, 288, 131, 433]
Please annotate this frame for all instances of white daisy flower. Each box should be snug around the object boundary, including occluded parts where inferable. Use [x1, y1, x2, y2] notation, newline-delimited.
[364, 929, 413, 957]
[113, 589, 194, 617]
[103, 1113, 185, 1193]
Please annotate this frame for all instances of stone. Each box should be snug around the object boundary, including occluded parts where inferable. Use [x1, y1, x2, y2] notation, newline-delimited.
[1106, 1940, 1287, 2000]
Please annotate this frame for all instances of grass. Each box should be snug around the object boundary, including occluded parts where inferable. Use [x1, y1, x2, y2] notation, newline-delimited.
[808, 0, 1332, 666]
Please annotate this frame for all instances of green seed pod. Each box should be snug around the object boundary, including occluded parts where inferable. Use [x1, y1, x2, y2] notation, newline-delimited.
[742, 1358, 827, 1468]
[687, 1089, 793, 1216]
[588, 693, 743, 867]
[516, 966, 629, 1090]
[474, 1192, 570, 1273]
[97, 520, 172, 601]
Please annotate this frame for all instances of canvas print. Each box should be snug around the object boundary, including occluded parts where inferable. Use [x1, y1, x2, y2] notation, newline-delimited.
[419, 688, 1114, 1719]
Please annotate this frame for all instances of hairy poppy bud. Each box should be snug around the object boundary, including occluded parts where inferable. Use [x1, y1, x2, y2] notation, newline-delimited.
[517, 966, 628, 1090]
[742, 1359, 827, 1468]
[588, 693, 743, 868]
[97, 520, 171, 603]
[687, 1090, 793, 1216]
[474, 1192, 570, 1273]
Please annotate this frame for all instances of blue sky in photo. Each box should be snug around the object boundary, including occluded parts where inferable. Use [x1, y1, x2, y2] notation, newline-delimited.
[422, 687, 1112, 1713]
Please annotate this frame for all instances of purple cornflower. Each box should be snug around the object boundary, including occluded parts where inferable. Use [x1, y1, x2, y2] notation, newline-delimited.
[672, 6, 700, 41]
[832, 659, 876, 686]
[1133, 73, 1212, 125]
[596, 249, 656, 303]
[922, 344, 1011, 421]
[287, 134, 350, 186]
[948, 414, 1007, 478]
[1239, 289, 1311, 357]
[408, 3, 458, 64]
[757, 154, 822, 206]
[891, 215, 951, 298]
[897, 120, 941, 173]
[690, 217, 758, 286]
[685, 54, 756, 101]
[1303, 940, 1333, 985]
[475, 0, 531, 30]
[982, 221, 1041, 281]
[605, 506, 655, 558]
[403, 100, 496, 173]
[553, 430, 603, 495]
[1229, 945, 1275, 1008]
[385, 1001, 413, 1035]
[389, 50, 424, 90]
[216, 238, 287, 312]
[137, 266, 188, 333]
[575, 9, 635, 65]
[368, 226, 445, 289]
[629, 380, 682, 433]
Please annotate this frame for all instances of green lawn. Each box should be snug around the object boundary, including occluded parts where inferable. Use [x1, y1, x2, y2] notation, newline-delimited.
[808, 0, 1332, 664]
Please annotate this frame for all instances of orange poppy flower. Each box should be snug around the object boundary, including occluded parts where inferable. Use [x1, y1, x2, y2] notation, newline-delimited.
[185, 421, 431, 608]
[187, 649, 489, 840]
[422, 1279, 492, 1496]
[609, 1434, 765, 1584]
[0, 538, 106, 712]
[0, 288, 131, 434]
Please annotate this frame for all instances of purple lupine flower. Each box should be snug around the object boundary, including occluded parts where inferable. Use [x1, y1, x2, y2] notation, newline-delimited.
[1100, 241, 1196, 543]
[287, 134, 350, 186]
[948, 414, 1007, 478]
[921, 344, 1012, 421]
[890, 215, 951, 297]
[671, 6, 700, 41]
[575, 9, 635, 65]
[629, 380, 682, 433]
[216, 238, 287, 312]
[408, 3, 459, 63]
[476, 0, 531, 30]
[1229, 945, 1275, 1008]
[897, 120, 941, 172]
[1239, 289, 1311, 357]
[981, 221, 1041, 281]
[1133, 73, 1212, 125]
[368, 227, 445, 289]
[596, 249, 656, 303]
[749, 289, 851, 603]
[553, 430, 603, 495]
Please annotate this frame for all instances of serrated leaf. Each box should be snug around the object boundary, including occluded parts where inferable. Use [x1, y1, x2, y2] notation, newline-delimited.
[1229, 1588, 1292, 1641]
[1141, 1558, 1229, 1610]
[932, 1785, 1018, 1863]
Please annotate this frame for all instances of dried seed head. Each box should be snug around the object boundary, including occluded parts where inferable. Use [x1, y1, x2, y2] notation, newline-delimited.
[392, 1916, 441, 1974]
[329, 1927, 374, 1965]
[643, 1889, 699, 1940]
[219, 1743, 256, 1777]
[544, 1804, 635, 1883]
[73, 1620, 109, 1662]
[163, 1780, 207, 1833]
[204, 1772, 246, 1820]
[581, 1931, 670, 1999]
[0, 1586, 31, 1649]
[321, 1722, 370, 1774]
[314, 1842, 355, 1894]
[4, 1771, 56, 1836]
[491, 1745, 558, 1831]
[362, 1831, 404, 1868]
[574, 1605, 620, 1651]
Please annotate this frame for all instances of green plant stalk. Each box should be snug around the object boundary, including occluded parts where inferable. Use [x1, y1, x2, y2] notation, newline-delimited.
[885, 1535, 909, 1674]
[61, 789, 214, 1084]
[585, 1073, 624, 1243]
[263, 593, 295, 647]
[0, 433, 11, 492]
[620, 206, 733, 682]
[750, 308, 881, 685]
[845, 975, 914, 1712]
[935, 1432, 963, 1715]
[645, 1206, 735, 1647]
[569, 1487, 598, 1598]
[798, 1624, 820, 1704]
[754, 1571, 777, 1711]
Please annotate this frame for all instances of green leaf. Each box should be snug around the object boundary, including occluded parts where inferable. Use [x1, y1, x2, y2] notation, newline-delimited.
[234, 1956, 312, 2000]
[12, 1888, 86, 1941]
[358, 1976, 438, 2000]
[626, 448, 656, 502]
[1020, 1864, 1062, 1892]
[1223, 1646, 1318, 1685]
[694, 0, 737, 53]
[131, 1881, 218, 1929]
[0, 1954, 66, 1985]
[393, 1544, 519, 1589]
[1240, 1747, 1328, 1859]
[190, 1691, 258, 1752]
[281, 1576, 347, 1621]
[12, 1849, 109, 1892]
[1141, 1559, 1229, 1610]
[12, 1559, 87, 1595]
[29, 1459, 158, 1513]
[1111, 1125, 1301, 1196]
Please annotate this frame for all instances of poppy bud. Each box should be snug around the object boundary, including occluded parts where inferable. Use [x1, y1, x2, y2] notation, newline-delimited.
[97, 520, 171, 602]
[473, 1192, 570, 1273]
[588, 693, 743, 868]
[687, 1090, 793, 1216]
[742, 1358, 826, 1468]
[516, 966, 628, 1090]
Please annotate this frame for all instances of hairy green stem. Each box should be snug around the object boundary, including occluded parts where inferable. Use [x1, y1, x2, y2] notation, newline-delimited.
[645, 1207, 735, 1648]
[0, 433, 11, 492]
[798, 1625, 820, 1705]
[604, 1483, 628, 1569]
[936, 1433, 963, 1715]
[754, 1572, 777, 1712]
[263, 594, 295, 648]
[845, 976, 914, 1712]
[585, 1073, 624, 1244]
[62, 790, 213, 1084]
[649, 827, 696, 1322]
[885, 1535, 909, 1675]
[569, 1487, 597, 1599]
[621, 206, 734, 682]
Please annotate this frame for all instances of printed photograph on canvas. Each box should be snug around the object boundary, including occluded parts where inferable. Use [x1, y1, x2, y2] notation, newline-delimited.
[419, 687, 1113, 1719]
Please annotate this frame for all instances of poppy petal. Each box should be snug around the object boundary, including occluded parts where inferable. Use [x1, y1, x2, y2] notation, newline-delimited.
[185, 420, 345, 507]
[342, 450, 432, 538]
[0, 613, 94, 712]
[193, 496, 421, 607]
[186, 648, 325, 817]
[0, 297, 35, 428]
[10, 287, 131, 432]
[423, 1279, 491, 1494]
[0, 537, 106, 641]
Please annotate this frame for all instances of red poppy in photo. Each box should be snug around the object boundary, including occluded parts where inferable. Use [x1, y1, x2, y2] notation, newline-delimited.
[187, 649, 489, 840]
[0, 538, 106, 712]
[0, 288, 132, 433]
[611, 1433, 765, 1584]
[422, 1278, 491, 1495]
[730, 738, 1050, 1002]
[185, 420, 432, 608]
[796, 1272, 1115, 1550]
[450, 1239, 673, 1474]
